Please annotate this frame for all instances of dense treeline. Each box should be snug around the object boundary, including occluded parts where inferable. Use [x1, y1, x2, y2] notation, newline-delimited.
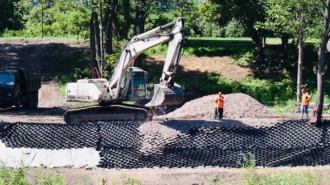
[1, 0, 330, 124]
[0, 0, 324, 78]
[0, 0, 247, 38]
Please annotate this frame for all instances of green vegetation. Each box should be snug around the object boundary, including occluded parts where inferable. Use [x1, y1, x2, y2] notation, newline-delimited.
[0, 159, 144, 185]
[0, 157, 328, 185]
[56, 53, 91, 86]
[234, 153, 323, 185]
[0, 0, 90, 38]
[0, 160, 29, 185]
[239, 167, 322, 185]
[0, 160, 65, 185]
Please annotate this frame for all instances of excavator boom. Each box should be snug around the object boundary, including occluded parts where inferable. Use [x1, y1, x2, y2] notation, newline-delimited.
[64, 17, 185, 124]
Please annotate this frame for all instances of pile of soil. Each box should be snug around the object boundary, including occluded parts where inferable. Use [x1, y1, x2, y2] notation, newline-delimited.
[159, 93, 275, 120]
[153, 93, 282, 128]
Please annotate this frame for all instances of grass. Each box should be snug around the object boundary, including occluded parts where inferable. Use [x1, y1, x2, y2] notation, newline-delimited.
[266, 99, 297, 114]
[0, 159, 66, 185]
[266, 93, 330, 115]
[0, 152, 328, 185]
[0, 164, 326, 185]
[0, 158, 143, 185]
[238, 168, 323, 185]
[234, 153, 323, 185]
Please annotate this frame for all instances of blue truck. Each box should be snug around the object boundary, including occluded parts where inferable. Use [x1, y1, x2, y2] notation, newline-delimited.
[0, 68, 41, 109]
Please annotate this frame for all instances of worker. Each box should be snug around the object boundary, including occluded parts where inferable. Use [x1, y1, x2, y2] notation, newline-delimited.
[300, 88, 311, 119]
[214, 92, 224, 119]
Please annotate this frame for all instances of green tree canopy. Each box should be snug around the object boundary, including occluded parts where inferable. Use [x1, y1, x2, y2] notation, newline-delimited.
[0, 0, 24, 32]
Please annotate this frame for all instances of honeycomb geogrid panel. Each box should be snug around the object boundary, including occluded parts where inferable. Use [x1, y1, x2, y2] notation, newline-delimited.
[0, 120, 330, 169]
[0, 122, 99, 149]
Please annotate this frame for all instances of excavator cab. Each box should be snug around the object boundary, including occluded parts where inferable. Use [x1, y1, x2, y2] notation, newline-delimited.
[122, 66, 184, 107]
[126, 67, 148, 101]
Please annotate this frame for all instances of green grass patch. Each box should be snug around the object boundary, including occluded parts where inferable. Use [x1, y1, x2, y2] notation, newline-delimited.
[0, 159, 145, 185]
[239, 168, 322, 185]
[0, 159, 66, 185]
[237, 153, 322, 185]
[266, 99, 297, 114]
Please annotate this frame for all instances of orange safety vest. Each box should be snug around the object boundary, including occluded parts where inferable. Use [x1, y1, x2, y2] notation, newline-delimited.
[215, 95, 224, 108]
[302, 92, 310, 106]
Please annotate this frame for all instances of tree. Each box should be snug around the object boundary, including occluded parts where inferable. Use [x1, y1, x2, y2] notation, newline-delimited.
[17, 0, 90, 37]
[201, 0, 267, 77]
[260, 0, 321, 105]
[313, 0, 330, 125]
[90, 0, 102, 77]
[89, 0, 121, 77]
[0, 0, 24, 32]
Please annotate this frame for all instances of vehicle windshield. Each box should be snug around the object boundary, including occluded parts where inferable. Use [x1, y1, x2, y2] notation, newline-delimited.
[0, 74, 15, 85]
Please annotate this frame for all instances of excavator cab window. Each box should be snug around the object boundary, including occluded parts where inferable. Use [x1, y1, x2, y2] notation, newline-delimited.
[127, 70, 147, 100]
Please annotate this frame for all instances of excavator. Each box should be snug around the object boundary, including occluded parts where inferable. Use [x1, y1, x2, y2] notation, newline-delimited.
[64, 17, 185, 124]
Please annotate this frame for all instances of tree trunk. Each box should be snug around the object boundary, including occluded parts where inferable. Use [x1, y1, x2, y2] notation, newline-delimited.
[133, 1, 140, 36]
[104, 0, 113, 55]
[246, 25, 266, 78]
[314, 0, 330, 125]
[296, 26, 304, 105]
[257, 41, 265, 74]
[99, 2, 105, 77]
[253, 37, 266, 78]
[122, 0, 130, 40]
[138, 0, 146, 34]
[111, 0, 119, 40]
[89, 8, 98, 77]
[134, 0, 147, 68]
[92, 2, 101, 77]
[280, 34, 289, 63]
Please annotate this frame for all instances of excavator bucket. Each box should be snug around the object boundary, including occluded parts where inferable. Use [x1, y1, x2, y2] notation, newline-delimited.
[145, 83, 184, 107]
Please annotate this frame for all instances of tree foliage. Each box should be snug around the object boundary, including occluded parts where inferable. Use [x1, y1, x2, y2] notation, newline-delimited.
[259, 0, 322, 104]
[201, 0, 267, 77]
[0, 0, 24, 32]
[12, 0, 90, 37]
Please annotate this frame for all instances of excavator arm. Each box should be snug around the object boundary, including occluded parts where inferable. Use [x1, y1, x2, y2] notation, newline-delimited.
[109, 17, 185, 106]
[64, 17, 185, 123]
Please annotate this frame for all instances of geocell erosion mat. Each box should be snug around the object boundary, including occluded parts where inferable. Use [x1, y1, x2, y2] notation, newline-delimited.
[0, 119, 329, 169]
[0, 93, 329, 169]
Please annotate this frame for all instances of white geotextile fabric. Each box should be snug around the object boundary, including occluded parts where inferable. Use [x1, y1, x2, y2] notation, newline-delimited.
[0, 141, 100, 168]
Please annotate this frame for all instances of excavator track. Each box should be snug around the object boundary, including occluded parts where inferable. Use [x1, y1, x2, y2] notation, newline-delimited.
[63, 104, 151, 124]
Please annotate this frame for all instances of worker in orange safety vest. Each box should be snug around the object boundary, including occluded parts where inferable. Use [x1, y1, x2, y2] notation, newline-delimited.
[215, 92, 224, 119]
[300, 88, 311, 119]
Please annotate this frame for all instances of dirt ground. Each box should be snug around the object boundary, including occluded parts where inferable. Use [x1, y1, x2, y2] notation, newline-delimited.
[1, 38, 330, 185]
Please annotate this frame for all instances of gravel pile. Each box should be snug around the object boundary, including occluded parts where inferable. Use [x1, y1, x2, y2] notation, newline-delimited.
[155, 93, 275, 119]
[152, 93, 280, 128]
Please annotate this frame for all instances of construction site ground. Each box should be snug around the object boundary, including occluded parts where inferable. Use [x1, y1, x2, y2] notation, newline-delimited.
[1, 38, 330, 185]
